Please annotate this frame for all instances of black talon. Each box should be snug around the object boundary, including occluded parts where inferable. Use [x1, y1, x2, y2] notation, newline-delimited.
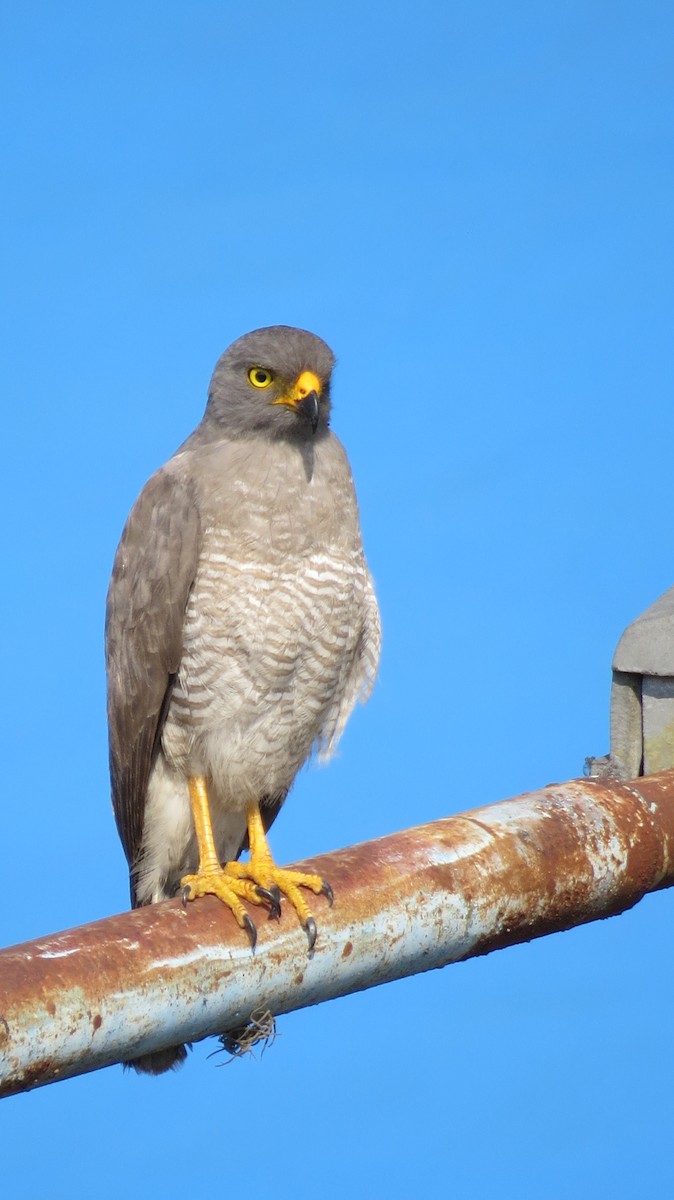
[181, 885, 192, 907]
[305, 917, 317, 953]
[255, 885, 282, 920]
[321, 880, 334, 907]
[242, 912, 258, 950]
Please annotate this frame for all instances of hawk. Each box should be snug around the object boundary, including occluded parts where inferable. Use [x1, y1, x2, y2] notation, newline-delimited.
[106, 326, 381, 1072]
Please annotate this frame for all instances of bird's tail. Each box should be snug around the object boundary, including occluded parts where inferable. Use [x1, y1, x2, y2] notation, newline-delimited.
[124, 1044, 189, 1075]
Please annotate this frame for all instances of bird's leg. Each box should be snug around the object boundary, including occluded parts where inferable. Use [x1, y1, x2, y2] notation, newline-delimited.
[225, 800, 333, 951]
[180, 776, 270, 947]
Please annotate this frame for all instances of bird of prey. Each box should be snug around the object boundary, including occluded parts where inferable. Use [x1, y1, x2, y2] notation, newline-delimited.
[106, 325, 381, 1073]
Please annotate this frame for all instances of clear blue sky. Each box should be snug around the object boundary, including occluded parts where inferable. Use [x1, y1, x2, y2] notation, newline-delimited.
[2, 3, 673, 1196]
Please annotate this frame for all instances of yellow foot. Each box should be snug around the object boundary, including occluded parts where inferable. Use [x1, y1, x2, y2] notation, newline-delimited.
[182, 779, 333, 951]
[225, 858, 333, 951]
[180, 867, 275, 949]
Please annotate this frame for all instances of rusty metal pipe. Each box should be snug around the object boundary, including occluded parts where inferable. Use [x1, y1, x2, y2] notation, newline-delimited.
[2, 771, 674, 1098]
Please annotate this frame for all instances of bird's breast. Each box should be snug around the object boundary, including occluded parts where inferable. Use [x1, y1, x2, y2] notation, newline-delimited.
[161, 525, 367, 798]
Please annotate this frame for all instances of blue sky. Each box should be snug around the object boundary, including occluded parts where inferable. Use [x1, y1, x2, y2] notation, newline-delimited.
[2, 2, 673, 1196]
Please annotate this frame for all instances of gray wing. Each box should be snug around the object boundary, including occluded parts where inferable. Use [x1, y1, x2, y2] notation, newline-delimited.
[105, 467, 201, 897]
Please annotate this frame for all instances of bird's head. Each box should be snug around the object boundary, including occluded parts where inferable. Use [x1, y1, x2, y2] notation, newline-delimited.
[204, 326, 335, 439]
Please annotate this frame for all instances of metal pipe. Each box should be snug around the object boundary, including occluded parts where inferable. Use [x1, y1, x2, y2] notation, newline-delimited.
[2, 770, 674, 1098]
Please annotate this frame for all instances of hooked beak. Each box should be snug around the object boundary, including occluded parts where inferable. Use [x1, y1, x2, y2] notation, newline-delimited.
[296, 390, 319, 433]
[273, 370, 322, 434]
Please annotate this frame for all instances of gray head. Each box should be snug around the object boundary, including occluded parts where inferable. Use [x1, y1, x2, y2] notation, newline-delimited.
[204, 326, 336, 439]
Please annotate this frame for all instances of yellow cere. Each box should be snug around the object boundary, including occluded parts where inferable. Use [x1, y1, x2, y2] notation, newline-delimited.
[272, 369, 323, 408]
[293, 370, 321, 398]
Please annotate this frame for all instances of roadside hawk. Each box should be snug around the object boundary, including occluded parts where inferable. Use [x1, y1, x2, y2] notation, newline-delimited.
[106, 325, 381, 1073]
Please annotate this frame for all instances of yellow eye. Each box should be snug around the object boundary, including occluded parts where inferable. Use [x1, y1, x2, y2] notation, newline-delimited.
[248, 367, 274, 388]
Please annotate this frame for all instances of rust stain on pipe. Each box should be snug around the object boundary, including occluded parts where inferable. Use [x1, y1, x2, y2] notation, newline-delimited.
[2, 771, 674, 1098]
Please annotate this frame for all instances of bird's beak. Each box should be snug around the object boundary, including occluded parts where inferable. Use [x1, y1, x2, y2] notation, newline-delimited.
[296, 390, 320, 433]
[273, 370, 322, 434]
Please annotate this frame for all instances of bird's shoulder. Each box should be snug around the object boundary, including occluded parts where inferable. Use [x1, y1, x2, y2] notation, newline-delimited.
[109, 458, 200, 572]
[106, 460, 202, 672]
